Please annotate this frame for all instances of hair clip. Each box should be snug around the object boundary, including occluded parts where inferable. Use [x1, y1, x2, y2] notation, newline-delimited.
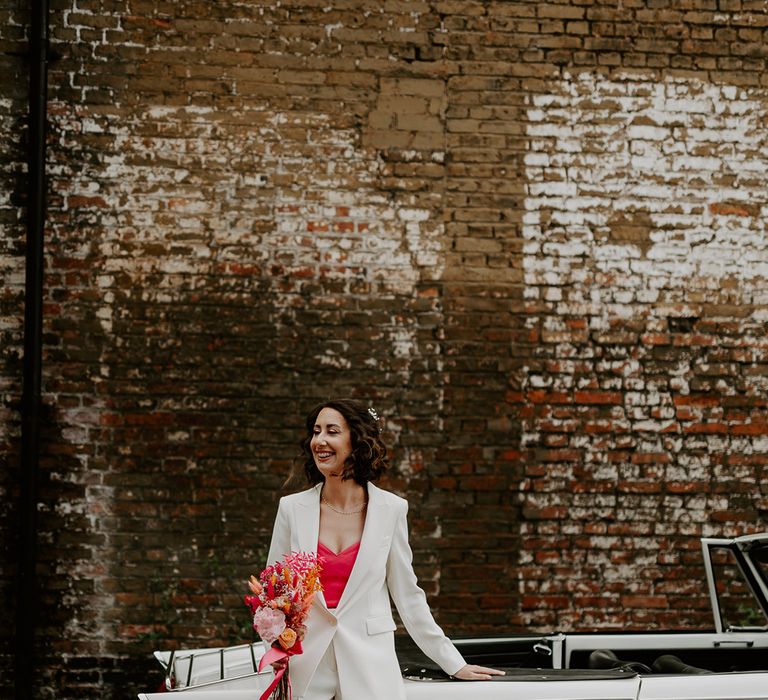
[367, 407, 379, 422]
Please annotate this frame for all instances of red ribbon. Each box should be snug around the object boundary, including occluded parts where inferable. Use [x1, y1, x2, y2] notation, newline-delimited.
[257, 641, 303, 700]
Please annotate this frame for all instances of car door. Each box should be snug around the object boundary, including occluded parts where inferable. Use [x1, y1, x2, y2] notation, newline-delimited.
[399, 634, 560, 681]
[405, 674, 642, 700]
[638, 672, 768, 700]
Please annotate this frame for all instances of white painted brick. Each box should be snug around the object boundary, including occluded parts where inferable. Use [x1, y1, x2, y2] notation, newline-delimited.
[524, 152, 551, 167]
[528, 181, 578, 197]
[528, 123, 576, 138]
[627, 124, 668, 141]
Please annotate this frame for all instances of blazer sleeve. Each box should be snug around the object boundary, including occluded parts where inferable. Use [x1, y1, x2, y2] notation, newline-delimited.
[266, 497, 291, 566]
[385, 501, 466, 677]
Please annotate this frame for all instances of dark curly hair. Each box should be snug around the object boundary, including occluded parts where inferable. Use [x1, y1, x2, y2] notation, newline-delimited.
[296, 398, 388, 486]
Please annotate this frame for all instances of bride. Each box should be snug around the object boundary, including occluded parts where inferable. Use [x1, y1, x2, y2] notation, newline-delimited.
[265, 398, 503, 699]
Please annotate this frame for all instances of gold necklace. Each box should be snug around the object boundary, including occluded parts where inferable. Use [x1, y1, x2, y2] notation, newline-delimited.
[321, 493, 368, 515]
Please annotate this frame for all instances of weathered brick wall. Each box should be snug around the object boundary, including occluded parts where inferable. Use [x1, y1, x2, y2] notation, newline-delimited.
[1, 1, 30, 695]
[519, 68, 768, 629]
[1, 1, 767, 697]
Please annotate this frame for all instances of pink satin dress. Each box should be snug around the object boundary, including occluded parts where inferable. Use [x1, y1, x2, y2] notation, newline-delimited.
[317, 541, 360, 609]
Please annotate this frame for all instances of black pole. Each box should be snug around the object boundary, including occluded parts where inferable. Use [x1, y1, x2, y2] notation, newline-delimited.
[16, 1, 49, 698]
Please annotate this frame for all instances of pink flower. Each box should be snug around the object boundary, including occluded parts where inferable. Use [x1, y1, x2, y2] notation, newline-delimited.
[252, 606, 286, 644]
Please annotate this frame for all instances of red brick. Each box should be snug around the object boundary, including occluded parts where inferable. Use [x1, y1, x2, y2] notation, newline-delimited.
[667, 481, 710, 494]
[574, 391, 623, 405]
[730, 421, 768, 435]
[709, 201, 758, 217]
[672, 394, 721, 407]
[528, 390, 572, 404]
[682, 422, 728, 434]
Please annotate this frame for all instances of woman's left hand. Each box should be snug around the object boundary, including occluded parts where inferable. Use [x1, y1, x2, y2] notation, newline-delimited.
[452, 664, 505, 680]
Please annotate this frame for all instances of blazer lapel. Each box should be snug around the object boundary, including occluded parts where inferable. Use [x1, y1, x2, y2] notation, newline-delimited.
[334, 482, 386, 612]
[295, 484, 329, 610]
[295, 483, 322, 553]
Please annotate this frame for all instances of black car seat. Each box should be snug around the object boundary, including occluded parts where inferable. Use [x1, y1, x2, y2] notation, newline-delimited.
[588, 649, 653, 674]
[652, 654, 712, 675]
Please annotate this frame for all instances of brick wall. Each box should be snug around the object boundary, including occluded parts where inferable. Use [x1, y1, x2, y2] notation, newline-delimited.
[1, 0, 30, 695]
[1, 1, 767, 697]
[520, 68, 768, 629]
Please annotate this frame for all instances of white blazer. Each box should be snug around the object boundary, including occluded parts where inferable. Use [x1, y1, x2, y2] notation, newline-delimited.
[266, 482, 466, 699]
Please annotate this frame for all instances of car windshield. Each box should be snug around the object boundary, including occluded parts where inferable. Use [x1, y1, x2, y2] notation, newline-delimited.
[710, 545, 768, 630]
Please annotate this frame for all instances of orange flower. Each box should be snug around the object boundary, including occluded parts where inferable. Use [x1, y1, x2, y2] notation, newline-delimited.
[278, 627, 297, 650]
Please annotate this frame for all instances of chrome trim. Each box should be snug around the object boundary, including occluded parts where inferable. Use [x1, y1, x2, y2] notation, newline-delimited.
[250, 641, 258, 673]
[186, 653, 194, 687]
[734, 533, 768, 547]
[164, 650, 175, 691]
[701, 537, 733, 634]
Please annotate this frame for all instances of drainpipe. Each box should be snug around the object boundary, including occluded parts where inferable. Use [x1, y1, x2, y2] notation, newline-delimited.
[16, 1, 49, 698]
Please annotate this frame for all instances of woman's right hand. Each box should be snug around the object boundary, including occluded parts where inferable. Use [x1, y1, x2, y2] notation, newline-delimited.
[452, 664, 505, 680]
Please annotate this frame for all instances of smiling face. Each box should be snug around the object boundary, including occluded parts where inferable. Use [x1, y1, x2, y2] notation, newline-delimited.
[310, 407, 353, 479]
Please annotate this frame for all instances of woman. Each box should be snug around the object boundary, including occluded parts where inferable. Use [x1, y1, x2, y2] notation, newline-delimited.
[266, 398, 503, 699]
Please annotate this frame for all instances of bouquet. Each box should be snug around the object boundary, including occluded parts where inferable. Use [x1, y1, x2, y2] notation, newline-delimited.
[245, 551, 323, 700]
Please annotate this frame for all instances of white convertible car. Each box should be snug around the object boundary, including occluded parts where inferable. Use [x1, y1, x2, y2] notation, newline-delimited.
[138, 534, 768, 700]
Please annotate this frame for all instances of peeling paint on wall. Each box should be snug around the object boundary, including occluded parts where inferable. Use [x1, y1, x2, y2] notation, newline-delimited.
[519, 71, 768, 630]
[524, 72, 768, 304]
[42, 96, 448, 669]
